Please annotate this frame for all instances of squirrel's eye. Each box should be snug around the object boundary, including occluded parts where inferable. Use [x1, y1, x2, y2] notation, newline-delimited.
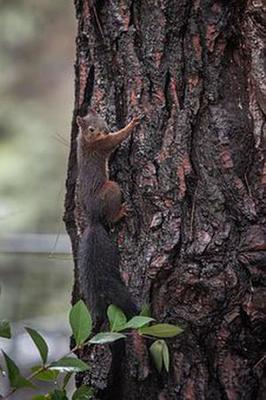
[88, 126, 94, 133]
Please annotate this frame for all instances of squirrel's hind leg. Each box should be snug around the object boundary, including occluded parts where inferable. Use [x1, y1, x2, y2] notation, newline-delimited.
[98, 180, 125, 223]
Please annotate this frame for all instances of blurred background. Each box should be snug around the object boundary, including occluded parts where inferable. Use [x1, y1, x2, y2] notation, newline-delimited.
[0, 0, 76, 397]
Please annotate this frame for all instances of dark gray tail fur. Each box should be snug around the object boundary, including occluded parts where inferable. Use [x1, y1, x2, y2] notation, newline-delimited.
[78, 222, 138, 323]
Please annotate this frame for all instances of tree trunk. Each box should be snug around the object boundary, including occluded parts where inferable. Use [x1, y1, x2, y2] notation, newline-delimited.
[64, 1, 266, 399]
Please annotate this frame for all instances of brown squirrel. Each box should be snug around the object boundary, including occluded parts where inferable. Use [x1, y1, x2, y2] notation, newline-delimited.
[76, 110, 140, 325]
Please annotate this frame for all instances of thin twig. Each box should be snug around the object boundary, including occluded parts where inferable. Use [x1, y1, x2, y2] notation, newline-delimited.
[2, 345, 80, 400]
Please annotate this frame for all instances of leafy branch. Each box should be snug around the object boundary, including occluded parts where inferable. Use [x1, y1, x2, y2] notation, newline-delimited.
[0, 301, 183, 399]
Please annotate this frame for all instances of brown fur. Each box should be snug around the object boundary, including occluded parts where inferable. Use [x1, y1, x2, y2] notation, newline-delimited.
[76, 110, 140, 323]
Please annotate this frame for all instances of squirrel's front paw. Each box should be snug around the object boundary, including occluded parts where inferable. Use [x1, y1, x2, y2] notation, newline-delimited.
[131, 114, 143, 127]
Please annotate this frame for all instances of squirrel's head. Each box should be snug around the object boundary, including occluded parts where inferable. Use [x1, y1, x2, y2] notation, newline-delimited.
[76, 111, 109, 143]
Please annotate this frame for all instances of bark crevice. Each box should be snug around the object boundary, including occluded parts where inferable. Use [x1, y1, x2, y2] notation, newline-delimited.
[64, 1, 266, 398]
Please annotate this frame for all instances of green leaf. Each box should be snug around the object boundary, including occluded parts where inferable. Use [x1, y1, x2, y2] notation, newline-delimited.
[69, 300, 92, 346]
[89, 332, 126, 344]
[139, 304, 151, 317]
[32, 395, 51, 400]
[49, 357, 90, 373]
[149, 340, 163, 373]
[50, 389, 68, 400]
[62, 371, 73, 390]
[31, 365, 59, 382]
[140, 324, 183, 338]
[72, 385, 94, 400]
[118, 316, 154, 331]
[107, 305, 127, 332]
[26, 327, 48, 364]
[0, 320, 11, 338]
[2, 351, 34, 389]
[162, 340, 170, 372]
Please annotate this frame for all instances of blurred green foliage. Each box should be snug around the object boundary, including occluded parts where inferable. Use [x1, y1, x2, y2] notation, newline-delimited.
[0, 0, 75, 233]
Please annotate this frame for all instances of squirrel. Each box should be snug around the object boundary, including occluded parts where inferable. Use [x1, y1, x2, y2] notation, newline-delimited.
[76, 110, 140, 325]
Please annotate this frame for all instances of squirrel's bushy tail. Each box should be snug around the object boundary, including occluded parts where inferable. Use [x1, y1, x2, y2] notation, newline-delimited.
[78, 222, 137, 322]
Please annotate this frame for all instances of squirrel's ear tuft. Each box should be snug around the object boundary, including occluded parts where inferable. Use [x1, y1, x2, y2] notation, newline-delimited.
[76, 116, 84, 127]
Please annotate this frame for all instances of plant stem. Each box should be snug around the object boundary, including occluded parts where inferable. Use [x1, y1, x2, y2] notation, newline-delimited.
[2, 345, 80, 400]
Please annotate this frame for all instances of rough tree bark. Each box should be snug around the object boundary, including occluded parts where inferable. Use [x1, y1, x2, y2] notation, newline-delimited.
[64, 1, 266, 399]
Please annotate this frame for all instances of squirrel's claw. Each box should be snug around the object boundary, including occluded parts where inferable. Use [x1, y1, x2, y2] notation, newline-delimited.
[122, 202, 133, 216]
[131, 113, 144, 126]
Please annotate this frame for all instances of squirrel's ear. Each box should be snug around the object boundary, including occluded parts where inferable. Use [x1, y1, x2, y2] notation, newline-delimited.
[76, 116, 84, 127]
